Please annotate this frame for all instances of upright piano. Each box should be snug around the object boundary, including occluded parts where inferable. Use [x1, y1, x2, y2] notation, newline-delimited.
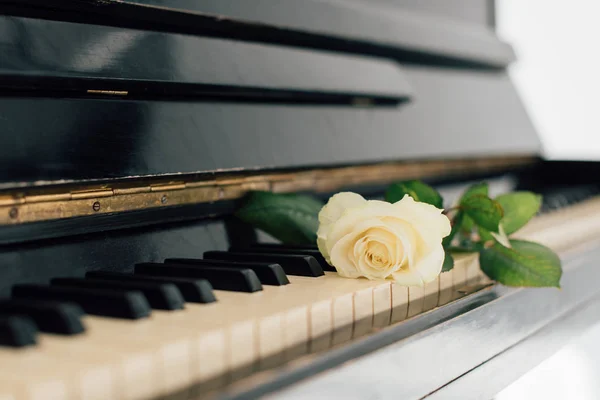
[1, 1, 600, 399]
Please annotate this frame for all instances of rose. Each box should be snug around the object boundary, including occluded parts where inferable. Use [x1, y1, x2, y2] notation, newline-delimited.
[317, 192, 451, 286]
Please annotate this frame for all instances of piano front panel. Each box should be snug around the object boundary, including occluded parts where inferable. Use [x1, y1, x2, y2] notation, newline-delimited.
[0, 67, 539, 185]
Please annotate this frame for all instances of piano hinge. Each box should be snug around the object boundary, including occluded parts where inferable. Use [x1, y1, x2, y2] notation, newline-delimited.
[149, 182, 186, 192]
[0, 155, 539, 226]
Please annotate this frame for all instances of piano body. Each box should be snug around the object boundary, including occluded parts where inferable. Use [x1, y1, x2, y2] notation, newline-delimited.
[0, 1, 599, 399]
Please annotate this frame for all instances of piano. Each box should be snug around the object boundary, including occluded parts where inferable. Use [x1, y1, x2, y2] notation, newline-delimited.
[0, 1, 599, 399]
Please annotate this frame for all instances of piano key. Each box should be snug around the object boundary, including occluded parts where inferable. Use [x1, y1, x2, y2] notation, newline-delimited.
[52, 277, 185, 311]
[136, 262, 263, 293]
[12, 284, 151, 320]
[438, 270, 454, 306]
[407, 286, 425, 318]
[0, 331, 137, 400]
[452, 268, 469, 300]
[0, 350, 80, 400]
[230, 246, 334, 272]
[0, 299, 85, 335]
[423, 278, 440, 311]
[352, 287, 374, 338]
[204, 251, 324, 277]
[86, 271, 217, 303]
[331, 293, 354, 346]
[390, 284, 409, 324]
[0, 315, 37, 348]
[247, 243, 319, 251]
[373, 284, 392, 328]
[164, 258, 289, 286]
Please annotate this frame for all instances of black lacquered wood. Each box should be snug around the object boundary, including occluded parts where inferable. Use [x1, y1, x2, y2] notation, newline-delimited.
[0, 67, 539, 187]
[0, 16, 410, 103]
[51, 278, 185, 311]
[165, 258, 289, 286]
[0, 315, 38, 348]
[204, 251, 324, 277]
[249, 244, 319, 251]
[0, 0, 513, 68]
[0, 299, 85, 335]
[232, 246, 334, 272]
[86, 271, 216, 303]
[12, 284, 152, 320]
[135, 263, 263, 293]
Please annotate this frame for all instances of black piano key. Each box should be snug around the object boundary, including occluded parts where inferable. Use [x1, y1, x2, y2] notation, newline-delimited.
[247, 243, 319, 251]
[204, 251, 324, 277]
[0, 299, 85, 335]
[164, 258, 289, 286]
[230, 245, 334, 272]
[12, 284, 151, 320]
[86, 271, 216, 304]
[0, 315, 38, 348]
[51, 278, 185, 311]
[135, 263, 263, 293]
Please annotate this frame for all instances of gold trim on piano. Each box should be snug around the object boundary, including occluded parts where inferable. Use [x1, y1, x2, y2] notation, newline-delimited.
[0, 155, 536, 225]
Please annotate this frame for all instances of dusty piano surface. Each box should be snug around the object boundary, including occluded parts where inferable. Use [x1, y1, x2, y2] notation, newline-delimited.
[0, 1, 599, 399]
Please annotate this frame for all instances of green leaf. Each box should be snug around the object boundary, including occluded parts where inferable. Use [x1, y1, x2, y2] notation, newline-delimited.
[479, 239, 562, 287]
[461, 182, 489, 199]
[235, 191, 323, 245]
[496, 192, 542, 234]
[458, 183, 489, 233]
[460, 194, 504, 233]
[385, 180, 443, 208]
[442, 211, 464, 247]
[478, 227, 494, 241]
[442, 251, 455, 272]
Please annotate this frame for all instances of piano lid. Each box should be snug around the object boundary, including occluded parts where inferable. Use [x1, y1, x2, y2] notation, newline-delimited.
[0, 0, 541, 186]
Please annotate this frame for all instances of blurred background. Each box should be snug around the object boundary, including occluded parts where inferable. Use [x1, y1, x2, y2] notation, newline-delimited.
[496, 1, 600, 398]
[498, 0, 600, 161]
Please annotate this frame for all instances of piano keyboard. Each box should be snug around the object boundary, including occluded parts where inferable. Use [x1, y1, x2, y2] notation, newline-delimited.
[2, 195, 600, 400]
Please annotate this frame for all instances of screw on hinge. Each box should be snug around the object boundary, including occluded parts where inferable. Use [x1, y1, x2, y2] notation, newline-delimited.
[161, 195, 168, 204]
[92, 201, 101, 212]
[9, 207, 18, 219]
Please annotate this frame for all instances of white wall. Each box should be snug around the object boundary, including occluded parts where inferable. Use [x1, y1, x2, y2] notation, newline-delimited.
[497, 1, 600, 160]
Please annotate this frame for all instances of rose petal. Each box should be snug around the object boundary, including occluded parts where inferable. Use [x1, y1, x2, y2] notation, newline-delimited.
[391, 244, 445, 286]
[317, 192, 367, 263]
[318, 192, 367, 227]
[393, 195, 451, 244]
[329, 218, 388, 279]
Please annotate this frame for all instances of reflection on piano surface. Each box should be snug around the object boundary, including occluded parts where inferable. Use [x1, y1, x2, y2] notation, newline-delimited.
[1, 1, 600, 399]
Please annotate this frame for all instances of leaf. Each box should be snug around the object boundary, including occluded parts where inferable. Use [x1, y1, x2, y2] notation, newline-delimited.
[442, 251, 455, 272]
[385, 180, 443, 208]
[496, 192, 542, 234]
[442, 211, 464, 247]
[460, 194, 504, 233]
[459, 183, 489, 233]
[479, 239, 562, 287]
[235, 191, 323, 245]
[478, 227, 494, 242]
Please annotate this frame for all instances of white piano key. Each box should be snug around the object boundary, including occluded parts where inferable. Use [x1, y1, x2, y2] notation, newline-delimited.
[258, 313, 284, 369]
[373, 284, 392, 329]
[331, 293, 353, 346]
[407, 286, 425, 318]
[390, 284, 409, 324]
[308, 300, 333, 352]
[353, 287, 374, 338]
[422, 278, 440, 311]
[283, 306, 309, 360]
[438, 270, 454, 306]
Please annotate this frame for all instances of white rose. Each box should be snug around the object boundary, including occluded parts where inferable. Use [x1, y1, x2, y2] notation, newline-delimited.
[317, 192, 451, 286]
